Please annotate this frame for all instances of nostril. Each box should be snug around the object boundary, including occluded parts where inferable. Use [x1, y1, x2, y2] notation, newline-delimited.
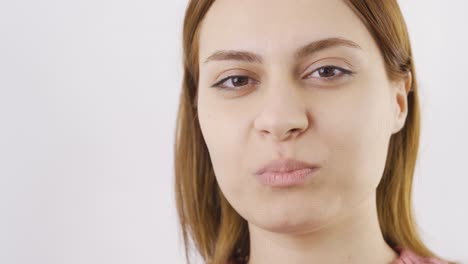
[289, 128, 302, 134]
[288, 128, 306, 138]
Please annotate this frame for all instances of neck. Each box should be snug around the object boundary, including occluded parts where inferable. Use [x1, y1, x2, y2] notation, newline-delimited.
[246, 194, 398, 264]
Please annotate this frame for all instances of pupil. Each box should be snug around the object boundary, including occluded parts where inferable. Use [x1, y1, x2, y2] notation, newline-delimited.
[232, 76, 248, 86]
[319, 67, 335, 77]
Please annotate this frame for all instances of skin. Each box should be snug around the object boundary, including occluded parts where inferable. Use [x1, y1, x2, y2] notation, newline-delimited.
[196, 0, 411, 263]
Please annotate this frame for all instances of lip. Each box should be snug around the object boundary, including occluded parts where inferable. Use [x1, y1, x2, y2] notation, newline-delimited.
[254, 158, 320, 175]
[254, 158, 321, 187]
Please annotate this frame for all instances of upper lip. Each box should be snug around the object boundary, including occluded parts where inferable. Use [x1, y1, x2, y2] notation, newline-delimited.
[254, 158, 320, 175]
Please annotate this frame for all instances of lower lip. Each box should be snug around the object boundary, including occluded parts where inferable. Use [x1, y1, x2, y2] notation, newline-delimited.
[255, 168, 319, 187]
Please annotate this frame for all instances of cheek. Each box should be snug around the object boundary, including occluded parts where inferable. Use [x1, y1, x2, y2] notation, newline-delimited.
[197, 93, 248, 192]
[320, 84, 392, 194]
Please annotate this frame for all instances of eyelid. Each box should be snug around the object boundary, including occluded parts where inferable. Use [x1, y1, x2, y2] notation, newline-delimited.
[210, 59, 355, 89]
[213, 68, 259, 82]
[304, 65, 354, 79]
[211, 68, 259, 87]
[211, 75, 258, 89]
[301, 58, 353, 75]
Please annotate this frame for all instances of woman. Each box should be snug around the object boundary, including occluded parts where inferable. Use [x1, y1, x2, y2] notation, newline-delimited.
[174, 1, 458, 263]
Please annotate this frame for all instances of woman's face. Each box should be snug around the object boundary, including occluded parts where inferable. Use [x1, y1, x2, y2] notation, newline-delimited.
[197, 0, 408, 234]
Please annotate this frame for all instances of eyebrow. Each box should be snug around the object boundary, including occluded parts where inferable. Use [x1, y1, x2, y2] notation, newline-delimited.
[203, 37, 362, 64]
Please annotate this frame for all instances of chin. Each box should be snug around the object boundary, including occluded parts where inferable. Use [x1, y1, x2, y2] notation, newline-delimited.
[251, 210, 328, 235]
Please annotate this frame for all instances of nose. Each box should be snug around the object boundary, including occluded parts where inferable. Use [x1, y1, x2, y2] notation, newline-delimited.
[253, 84, 309, 142]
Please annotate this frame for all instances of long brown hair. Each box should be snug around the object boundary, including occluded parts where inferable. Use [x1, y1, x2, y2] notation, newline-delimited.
[174, 1, 456, 263]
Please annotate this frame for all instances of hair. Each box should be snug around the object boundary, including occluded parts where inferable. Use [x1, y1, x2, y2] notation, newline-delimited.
[174, 1, 457, 264]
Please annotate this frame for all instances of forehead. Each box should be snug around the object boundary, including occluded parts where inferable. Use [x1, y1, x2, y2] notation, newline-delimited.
[198, 0, 377, 63]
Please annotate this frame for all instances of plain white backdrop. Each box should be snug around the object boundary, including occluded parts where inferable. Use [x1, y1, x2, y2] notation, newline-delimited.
[0, 0, 466, 263]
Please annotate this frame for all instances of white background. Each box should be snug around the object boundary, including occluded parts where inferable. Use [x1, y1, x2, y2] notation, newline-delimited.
[0, 0, 466, 263]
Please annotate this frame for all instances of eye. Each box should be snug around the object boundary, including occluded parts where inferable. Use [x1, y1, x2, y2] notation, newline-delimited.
[305, 66, 354, 80]
[211, 75, 259, 90]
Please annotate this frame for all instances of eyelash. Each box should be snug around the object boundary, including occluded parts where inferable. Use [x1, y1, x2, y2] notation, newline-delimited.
[211, 66, 355, 90]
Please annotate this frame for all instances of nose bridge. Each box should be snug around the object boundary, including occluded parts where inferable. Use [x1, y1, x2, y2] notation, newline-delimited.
[265, 76, 302, 114]
[254, 69, 309, 141]
[264, 62, 300, 104]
